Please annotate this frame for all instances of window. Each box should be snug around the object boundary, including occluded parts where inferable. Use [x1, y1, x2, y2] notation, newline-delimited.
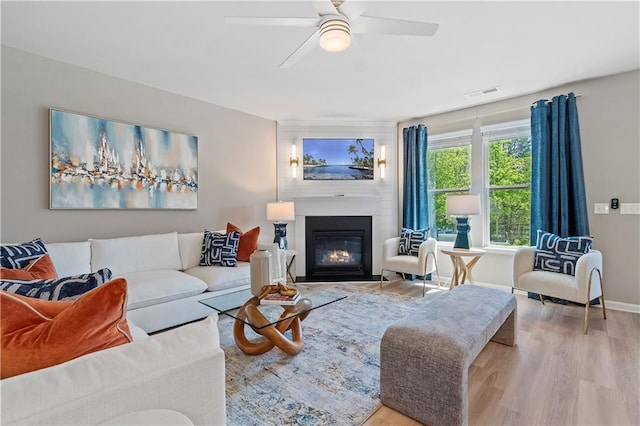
[427, 130, 472, 242]
[427, 120, 531, 248]
[483, 120, 531, 246]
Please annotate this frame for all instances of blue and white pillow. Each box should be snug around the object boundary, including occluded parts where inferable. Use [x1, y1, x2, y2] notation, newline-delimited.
[0, 268, 113, 301]
[534, 230, 593, 276]
[398, 228, 430, 256]
[200, 230, 240, 267]
[1, 238, 48, 269]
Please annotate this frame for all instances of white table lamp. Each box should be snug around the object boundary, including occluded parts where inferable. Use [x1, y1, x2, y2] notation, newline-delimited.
[266, 201, 295, 249]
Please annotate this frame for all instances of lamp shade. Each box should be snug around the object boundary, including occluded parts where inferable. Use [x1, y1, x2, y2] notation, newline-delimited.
[446, 194, 480, 216]
[266, 201, 295, 221]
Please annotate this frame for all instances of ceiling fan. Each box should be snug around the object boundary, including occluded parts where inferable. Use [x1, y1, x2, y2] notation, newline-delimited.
[224, 0, 439, 69]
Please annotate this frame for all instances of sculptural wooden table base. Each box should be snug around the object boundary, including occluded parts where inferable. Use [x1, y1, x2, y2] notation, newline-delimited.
[233, 297, 313, 356]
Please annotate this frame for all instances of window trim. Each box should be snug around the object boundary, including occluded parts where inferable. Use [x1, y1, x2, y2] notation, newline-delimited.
[428, 129, 473, 242]
[481, 119, 532, 247]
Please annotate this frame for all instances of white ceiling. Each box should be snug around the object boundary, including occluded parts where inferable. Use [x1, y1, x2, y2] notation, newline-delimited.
[2, 1, 639, 122]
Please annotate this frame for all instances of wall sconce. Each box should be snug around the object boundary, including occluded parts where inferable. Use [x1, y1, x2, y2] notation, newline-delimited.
[290, 144, 299, 178]
[377, 145, 386, 179]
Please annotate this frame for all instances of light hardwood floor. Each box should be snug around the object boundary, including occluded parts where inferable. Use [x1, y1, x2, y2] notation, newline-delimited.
[333, 279, 640, 426]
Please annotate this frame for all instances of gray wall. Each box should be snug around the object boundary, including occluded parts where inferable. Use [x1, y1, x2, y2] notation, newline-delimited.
[1, 47, 277, 243]
[400, 70, 640, 306]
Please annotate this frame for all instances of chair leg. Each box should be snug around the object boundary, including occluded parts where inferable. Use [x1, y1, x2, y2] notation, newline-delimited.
[433, 255, 443, 289]
[539, 293, 545, 305]
[585, 267, 606, 335]
[595, 268, 607, 320]
[380, 269, 385, 289]
[422, 275, 427, 297]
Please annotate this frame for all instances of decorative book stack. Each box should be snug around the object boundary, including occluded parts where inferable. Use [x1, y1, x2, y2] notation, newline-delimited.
[260, 291, 301, 306]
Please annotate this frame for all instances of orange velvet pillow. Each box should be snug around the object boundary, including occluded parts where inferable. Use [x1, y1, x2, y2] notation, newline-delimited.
[226, 223, 260, 262]
[0, 254, 58, 280]
[0, 278, 132, 379]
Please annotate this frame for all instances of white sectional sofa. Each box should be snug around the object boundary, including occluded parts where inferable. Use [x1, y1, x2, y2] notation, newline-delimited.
[1, 315, 226, 425]
[46, 231, 286, 333]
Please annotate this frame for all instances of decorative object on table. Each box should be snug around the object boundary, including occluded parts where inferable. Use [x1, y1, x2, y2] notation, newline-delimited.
[49, 109, 198, 210]
[446, 194, 481, 249]
[266, 201, 295, 249]
[259, 283, 300, 305]
[249, 250, 272, 297]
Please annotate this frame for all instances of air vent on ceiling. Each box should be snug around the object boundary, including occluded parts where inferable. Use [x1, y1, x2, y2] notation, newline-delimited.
[465, 86, 500, 99]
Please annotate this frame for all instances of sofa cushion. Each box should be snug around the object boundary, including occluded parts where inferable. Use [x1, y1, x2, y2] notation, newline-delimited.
[178, 232, 206, 270]
[90, 232, 182, 276]
[0, 268, 113, 301]
[1, 238, 48, 269]
[184, 262, 251, 292]
[122, 270, 207, 310]
[45, 241, 92, 277]
[226, 223, 260, 262]
[200, 230, 240, 267]
[0, 278, 132, 379]
[0, 253, 58, 280]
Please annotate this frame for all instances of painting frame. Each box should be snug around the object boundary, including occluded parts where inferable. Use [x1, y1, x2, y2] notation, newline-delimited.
[49, 108, 198, 210]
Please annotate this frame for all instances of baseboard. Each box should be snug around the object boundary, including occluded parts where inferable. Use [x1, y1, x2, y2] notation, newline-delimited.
[439, 276, 640, 314]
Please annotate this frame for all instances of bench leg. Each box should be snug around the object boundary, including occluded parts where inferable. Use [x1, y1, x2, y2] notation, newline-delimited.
[491, 308, 517, 346]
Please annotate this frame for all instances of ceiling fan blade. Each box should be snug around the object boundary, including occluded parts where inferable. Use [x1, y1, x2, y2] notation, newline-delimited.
[348, 35, 366, 72]
[351, 16, 439, 36]
[311, 0, 339, 16]
[337, 0, 368, 21]
[279, 30, 320, 69]
[224, 17, 320, 27]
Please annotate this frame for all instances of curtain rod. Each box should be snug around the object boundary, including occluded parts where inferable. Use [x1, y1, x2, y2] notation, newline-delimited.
[407, 93, 583, 128]
[531, 93, 582, 107]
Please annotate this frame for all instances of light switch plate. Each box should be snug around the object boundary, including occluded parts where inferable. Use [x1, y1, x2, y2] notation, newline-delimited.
[620, 203, 640, 214]
[594, 203, 609, 214]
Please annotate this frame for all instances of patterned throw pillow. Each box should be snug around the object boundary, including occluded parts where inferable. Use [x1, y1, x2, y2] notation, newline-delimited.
[200, 230, 240, 267]
[398, 228, 430, 256]
[0, 268, 113, 301]
[534, 230, 593, 276]
[1, 238, 48, 269]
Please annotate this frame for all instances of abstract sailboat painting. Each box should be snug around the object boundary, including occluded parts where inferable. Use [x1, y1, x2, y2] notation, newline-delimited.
[50, 109, 198, 209]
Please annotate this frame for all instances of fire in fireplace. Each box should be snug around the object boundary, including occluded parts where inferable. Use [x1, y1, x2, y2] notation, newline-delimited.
[304, 216, 372, 281]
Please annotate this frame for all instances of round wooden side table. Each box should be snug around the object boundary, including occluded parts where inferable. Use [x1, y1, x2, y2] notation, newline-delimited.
[440, 248, 486, 289]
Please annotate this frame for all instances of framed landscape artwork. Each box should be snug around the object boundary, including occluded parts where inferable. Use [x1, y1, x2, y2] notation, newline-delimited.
[302, 138, 374, 180]
[50, 109, 198, 209]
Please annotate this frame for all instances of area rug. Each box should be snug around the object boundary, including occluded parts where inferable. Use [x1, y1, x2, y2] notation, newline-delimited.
[218, 284, 444, 426]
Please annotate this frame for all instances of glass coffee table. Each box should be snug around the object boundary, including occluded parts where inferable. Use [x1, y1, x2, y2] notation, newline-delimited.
[199, 287, 346, 356]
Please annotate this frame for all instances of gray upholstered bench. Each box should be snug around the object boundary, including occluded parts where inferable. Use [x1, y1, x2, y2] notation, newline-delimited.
[380, 285, 517, 426]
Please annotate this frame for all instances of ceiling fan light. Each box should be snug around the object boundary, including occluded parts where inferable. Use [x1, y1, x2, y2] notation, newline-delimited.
[319, 17, 351, 52]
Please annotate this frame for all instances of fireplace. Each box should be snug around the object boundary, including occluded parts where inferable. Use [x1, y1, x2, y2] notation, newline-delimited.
[304, 216, 372, 281]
